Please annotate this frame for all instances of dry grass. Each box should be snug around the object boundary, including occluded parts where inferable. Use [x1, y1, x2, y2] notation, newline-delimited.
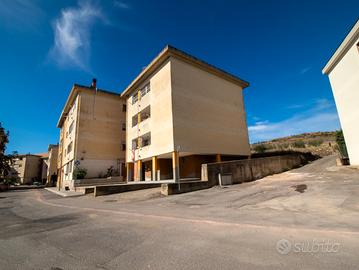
[251, 131, 338, 157]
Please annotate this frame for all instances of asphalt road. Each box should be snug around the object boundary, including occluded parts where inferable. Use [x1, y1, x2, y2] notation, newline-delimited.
[1, 155, 359, 270]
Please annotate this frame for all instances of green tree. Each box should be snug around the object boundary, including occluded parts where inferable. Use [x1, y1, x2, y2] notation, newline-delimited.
[336, 130, 348, 158]
[0, 122, 13, 180]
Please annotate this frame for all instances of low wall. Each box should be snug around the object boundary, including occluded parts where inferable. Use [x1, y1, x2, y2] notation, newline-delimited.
[202, 153, 312, 186]
[74, 176, 124, 187]
[93, 182, 162, 197]
[161, 181, 211, 195]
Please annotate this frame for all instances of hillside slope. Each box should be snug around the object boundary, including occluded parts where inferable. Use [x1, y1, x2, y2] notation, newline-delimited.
[251, 131, 338, 157]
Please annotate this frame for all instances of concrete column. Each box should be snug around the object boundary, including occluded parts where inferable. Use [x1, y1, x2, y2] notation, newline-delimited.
[152, 156, 158, 181]
[216, 154, 222, 162]
[126, 163, 134, 182]
[172, 151, 179, 182]
[135, 160, 142, 181]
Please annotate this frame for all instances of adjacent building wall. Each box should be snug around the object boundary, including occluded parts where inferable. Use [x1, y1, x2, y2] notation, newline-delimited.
[11, 155, 42, 184]
[327, 38, 359, 165]
[58, 95, 80, 188]
[123, 46, 250, 181]
[76, 90, 126, 178]
[171, 57, 250, 156]
[57, 84, 126, 190]
[47, 145, 59, 185]
[126, 60, 174, 163]
[323, 20, 359, 165]
[41, 158, 48, 183]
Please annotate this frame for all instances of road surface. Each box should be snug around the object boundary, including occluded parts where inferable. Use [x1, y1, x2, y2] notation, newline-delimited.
[1, 155, 359, 269]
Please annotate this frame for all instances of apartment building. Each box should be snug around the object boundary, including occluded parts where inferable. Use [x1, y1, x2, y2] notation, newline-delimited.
[46, 144, 59, 186]
[39, 152, 49, 183]
[323, 20, 359, 165]
[11, 154, 43, 184]
[122, 45, 251, 182]
[57, 80, 126, 190]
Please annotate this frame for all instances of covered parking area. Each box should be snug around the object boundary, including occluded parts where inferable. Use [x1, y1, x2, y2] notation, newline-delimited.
[126, 152, 248, 182]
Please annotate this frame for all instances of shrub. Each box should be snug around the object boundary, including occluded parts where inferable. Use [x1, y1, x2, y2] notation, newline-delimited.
[1, 177, 18, 185]
[73, 167, 87, 180]
[292, 141, 305, 148]
[281, 143, 289, 149]
[308, 139, 323, 147]
[253, 144, 267, 153]
[106, 166, 114, 177]
[336, 130, 348, 158]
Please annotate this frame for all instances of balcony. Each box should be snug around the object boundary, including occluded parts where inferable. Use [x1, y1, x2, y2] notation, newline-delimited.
[131, 105, 151, 128]
[131, 132, 151, 150]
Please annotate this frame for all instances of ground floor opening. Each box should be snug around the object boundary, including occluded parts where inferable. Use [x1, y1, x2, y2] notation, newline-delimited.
[127, 153, 248, 182]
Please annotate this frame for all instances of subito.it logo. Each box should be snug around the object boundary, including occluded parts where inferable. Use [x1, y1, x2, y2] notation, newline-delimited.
[276, 239, 292, 255]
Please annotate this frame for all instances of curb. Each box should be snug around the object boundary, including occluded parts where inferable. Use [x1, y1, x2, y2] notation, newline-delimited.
[44, 188, 85, 198]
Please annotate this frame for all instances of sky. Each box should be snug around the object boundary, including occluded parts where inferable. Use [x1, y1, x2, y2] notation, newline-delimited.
[0, 0, 358, 154]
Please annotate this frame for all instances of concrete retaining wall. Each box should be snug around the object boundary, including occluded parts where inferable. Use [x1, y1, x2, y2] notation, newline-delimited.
[202, 153, 311, 186]
[93, 182, 162, 197]
[161, 181, 212, 195]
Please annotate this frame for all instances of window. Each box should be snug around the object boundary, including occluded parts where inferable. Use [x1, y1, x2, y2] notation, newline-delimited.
[69, 121, 74, 135]
[132, 115, 138, 127]
[122, 104, 127, 112]
[131, 83, 151, 104]
[141, 133, 151, 147]
[132, 93, 138, 104]
[69, 160, 73, 173]
[133, 132, 151, 148]
[70, 101, 76, 115]
[67, 142, 73, 154]
[122, 143, 126, 151]
[132, 139, 138, 150]
[122, 123, 126, 131]
[140, 83, 151, 97]
[131, 106, 150, 127]
[140, 106, 151, 122]
[65, 161, 73, 175]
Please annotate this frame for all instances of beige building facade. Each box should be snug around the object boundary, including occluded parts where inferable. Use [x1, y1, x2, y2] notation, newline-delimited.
[11, 154, 42, 184]
[323, 20, 359, 165]
[122, 46, 251, 182]
[57, 81, 126, 190]
[46, 144, 59, 186]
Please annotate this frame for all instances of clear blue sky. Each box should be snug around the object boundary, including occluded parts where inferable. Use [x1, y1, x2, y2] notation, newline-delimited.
[0, 0, 358, 154]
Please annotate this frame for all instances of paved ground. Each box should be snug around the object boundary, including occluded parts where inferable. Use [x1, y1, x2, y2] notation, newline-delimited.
[1, 155, 359, 269]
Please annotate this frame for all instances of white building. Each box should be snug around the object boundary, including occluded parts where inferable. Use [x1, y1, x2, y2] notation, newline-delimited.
[323, 20, 359, 165]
